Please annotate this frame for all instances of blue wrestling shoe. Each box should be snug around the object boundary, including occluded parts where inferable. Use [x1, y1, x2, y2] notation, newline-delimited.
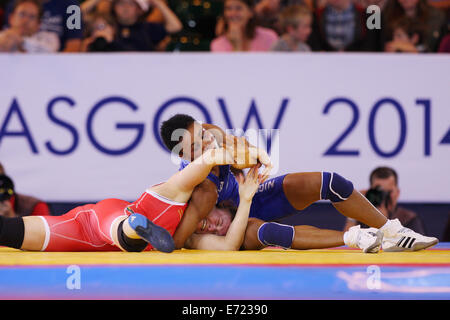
[127, 211, 175, 253]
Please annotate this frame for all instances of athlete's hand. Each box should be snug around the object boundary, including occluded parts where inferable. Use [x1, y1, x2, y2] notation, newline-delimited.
[223, 135, 273, 181]
[238, 146, 273, 183]
[231, 136, 258, 168]
[256, 147, 273, 183]
[203, 147, 235, 166]
[224, 135, 259, 167]
[237, 165, 261, 202]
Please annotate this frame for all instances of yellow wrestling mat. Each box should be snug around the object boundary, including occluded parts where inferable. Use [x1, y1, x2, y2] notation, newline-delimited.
[1, 246, 449, 266]
[1, 245, 449, 299]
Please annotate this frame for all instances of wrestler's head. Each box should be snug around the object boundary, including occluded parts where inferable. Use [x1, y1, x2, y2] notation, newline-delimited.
[160, 114, 219, 162]
[194, 202, 236, 236]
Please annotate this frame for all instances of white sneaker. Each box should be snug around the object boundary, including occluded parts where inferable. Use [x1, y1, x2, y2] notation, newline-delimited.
[344, 225, 383, 253]
[380, 219, 438, 252]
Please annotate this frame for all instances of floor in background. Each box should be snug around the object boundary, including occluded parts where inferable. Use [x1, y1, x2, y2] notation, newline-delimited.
[1, 243, 449, 300]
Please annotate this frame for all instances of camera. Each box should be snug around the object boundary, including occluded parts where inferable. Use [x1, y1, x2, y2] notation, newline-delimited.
[0, 174, 15, 201]
[365, 186, 391, 208]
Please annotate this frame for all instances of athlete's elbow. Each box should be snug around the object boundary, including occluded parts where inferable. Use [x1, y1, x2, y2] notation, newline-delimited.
[173, 230, 190, 249]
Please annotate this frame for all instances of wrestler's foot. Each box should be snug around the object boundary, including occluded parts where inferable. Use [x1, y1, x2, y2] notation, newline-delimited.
[381, 219, 438, 252]
[344, 225, 383, 253]
[127, 212, 175, 253]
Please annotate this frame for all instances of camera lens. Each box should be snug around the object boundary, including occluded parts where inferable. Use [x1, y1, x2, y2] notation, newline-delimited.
[0, 174, 14, 201]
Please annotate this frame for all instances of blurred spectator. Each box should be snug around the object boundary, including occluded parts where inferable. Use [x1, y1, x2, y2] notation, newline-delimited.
[81, 11, 123, 51]
[0, 163, 50, 217]
[353, 0, 388, 9]
[145, 0, 170, 24]
[438, 33, 450, 52]
[253, 0, 311, 34]
[81, 0, 169, 24]
[81, 0, 113, 16]
[382, 0, 447, 52]
[3, 0, 83, 52]
[384, 16, 424, 52]
[165, 0, 224, 51]
[0, 0, 59, 52]
[308, 0, 368, 51]
[111, 0, 182, 51]
[211, 0, 278, 51]
[344, 166, 426, 234]
[271, 4, 312, 51]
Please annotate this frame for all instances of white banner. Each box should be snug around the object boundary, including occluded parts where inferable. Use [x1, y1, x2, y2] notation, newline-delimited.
[0, 53, 449, 203]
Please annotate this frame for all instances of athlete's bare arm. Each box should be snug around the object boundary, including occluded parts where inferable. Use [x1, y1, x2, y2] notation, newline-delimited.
[151, 147, 234, 203]
[172, 179, 218, 249]
[184, 166, 260, 251]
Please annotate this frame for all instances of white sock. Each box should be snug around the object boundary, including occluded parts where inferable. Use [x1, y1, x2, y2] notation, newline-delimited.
[343, 231, 351, 246]
[343, 226, 358, 247]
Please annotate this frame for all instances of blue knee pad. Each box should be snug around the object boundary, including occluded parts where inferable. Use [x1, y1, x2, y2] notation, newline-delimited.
[321, 172, 354, 202]
[257, 222, 294, 249]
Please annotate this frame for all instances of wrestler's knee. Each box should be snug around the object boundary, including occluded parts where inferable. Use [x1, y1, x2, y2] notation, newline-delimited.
[320, 172, 354, 202]
[243, 218, 265, 250]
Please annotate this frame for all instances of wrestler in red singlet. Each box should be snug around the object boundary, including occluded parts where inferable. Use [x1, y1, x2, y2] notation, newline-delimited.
[40, 189, 187, 251]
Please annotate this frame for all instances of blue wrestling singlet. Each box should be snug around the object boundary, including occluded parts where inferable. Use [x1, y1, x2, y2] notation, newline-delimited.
[179, 160, 298, 221]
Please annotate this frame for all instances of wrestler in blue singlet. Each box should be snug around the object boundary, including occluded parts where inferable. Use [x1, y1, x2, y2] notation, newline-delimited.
[179, 160, 298, 221]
